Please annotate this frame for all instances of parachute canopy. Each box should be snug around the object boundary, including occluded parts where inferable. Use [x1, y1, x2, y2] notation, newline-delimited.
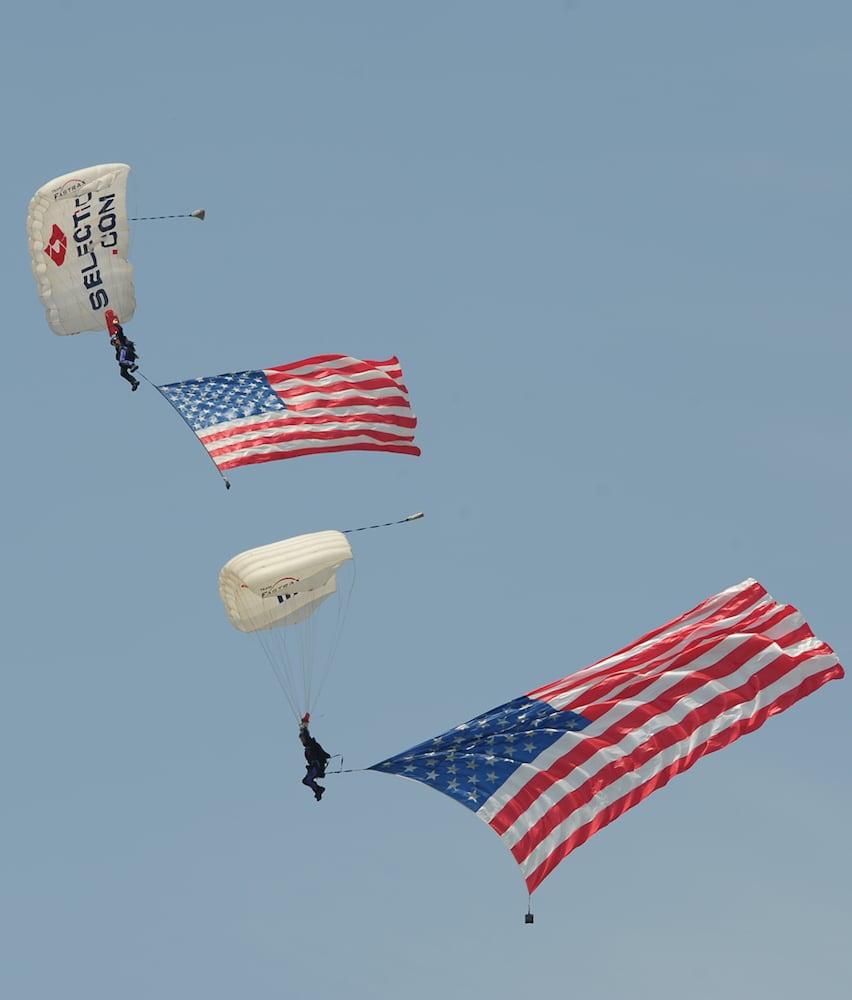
[219, 530, 354, 717]
[27, 163, 135, 336]
[220, 530, 353, 633]
[371, 579, 844, 895]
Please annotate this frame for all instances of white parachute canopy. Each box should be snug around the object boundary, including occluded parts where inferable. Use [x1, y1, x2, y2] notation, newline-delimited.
[26, 163, 135, 336]
[219, 531, 354, 717]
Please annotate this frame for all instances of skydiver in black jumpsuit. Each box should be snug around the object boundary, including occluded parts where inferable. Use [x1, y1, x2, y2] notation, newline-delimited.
[110, 323, 140, 391]
[299, 714, 331, 801]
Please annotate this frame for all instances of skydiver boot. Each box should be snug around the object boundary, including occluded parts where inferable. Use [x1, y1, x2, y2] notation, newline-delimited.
[131, 378, 140, 391]
[314, 785, 325, 801]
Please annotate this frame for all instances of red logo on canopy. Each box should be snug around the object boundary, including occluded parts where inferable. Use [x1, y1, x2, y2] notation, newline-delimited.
[44, 224, 67, 266]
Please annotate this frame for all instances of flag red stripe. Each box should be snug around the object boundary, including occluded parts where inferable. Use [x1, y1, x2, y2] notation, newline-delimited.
[216, 440, 421, 471]
[528, 583, 790, 704]
[208, 425, 418, 458]
[278, 392, 413, 412]
[264, 354, 404, 377]
[200, 411, 417, 448]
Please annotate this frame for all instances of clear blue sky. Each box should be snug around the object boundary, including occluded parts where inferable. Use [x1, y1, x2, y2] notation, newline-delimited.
[2, 3, 850, 998]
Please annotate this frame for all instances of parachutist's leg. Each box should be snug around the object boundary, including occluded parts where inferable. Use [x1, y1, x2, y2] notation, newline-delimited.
[119, 365, 140, 391]
[302, 765, 325, 800]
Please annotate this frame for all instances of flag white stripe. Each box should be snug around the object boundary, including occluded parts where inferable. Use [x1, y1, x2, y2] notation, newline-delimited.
[198, 409, 416, 445]
[212, 433, 417, 462]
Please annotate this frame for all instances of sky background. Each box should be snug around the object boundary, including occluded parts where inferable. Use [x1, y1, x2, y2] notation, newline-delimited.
[2, 2, 850, 998]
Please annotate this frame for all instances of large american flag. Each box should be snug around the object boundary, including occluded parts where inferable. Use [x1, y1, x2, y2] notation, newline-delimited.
[371, 579, 843, 894]
[157, 354, 419, 473]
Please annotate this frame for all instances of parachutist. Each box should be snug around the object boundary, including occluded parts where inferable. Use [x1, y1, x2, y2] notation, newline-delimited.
[110, 320, 140, 391]
[299, 713, 331, 801]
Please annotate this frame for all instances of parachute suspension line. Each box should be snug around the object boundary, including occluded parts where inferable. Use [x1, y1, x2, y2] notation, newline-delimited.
[292, 610, 316, 713]
[342, 511, 424, 534]
[129, 210, 206, 221]
[305, 564, 356, 712]
[241, 563, 355, 722]
[264, 563, 354, 717]
[263, 589, 313, 715]
[255, 630, 302, 723]
[146, 377, 231, 489]
[258, 624, 316, 725]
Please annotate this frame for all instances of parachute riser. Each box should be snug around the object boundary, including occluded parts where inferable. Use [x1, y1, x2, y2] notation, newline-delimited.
[324, 754, 345, 774]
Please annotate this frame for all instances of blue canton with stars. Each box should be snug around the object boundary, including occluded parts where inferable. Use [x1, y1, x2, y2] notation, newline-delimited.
[158, 371, 287, 432]
[370, 697, 591, 812]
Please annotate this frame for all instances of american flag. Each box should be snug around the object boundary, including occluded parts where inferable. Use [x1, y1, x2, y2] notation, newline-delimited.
[157, 354, 419, 473]
[371, 579, 843, 894]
